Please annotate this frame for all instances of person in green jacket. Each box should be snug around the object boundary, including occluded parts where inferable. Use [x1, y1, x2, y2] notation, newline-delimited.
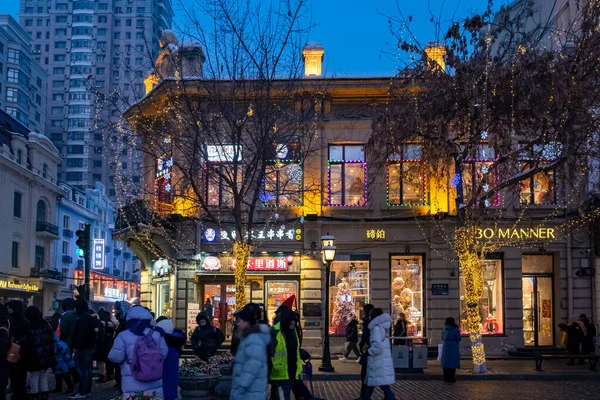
[269, 309, 302, 400]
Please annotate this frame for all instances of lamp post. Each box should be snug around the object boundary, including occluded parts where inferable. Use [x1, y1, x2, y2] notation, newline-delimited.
[319, 234, 336, 372]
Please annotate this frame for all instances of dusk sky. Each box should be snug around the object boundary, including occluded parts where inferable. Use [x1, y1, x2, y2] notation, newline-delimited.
[0, 0, 498, 76]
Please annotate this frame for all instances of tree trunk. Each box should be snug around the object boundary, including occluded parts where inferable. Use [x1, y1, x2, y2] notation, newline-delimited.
[233, 241, 251, 309]
[455, 227, 487, 373]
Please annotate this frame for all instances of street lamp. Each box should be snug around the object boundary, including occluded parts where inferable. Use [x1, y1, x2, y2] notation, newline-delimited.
[319, 234, 336, 372]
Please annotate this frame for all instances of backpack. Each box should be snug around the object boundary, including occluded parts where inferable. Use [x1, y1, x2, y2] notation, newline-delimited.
[130, 330, 164, 382]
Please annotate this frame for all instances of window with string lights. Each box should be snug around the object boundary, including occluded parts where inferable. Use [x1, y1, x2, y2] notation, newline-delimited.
[461, 143, 499, 207]
[205, 145, 243, 208]
[519, 142, 560, 206]
[387, 144, 426, 206]
[328, 144, 367, 206]
[261, 143, 303, 207]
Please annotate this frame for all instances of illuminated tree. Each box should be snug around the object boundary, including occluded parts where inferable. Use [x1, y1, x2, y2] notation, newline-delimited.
[113, 0, 323, 307]
[373, 0, 600, 372]
[331, 279, 355, 328]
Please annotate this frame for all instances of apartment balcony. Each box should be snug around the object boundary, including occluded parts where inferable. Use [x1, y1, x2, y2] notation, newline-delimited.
[30, 268, 63, 282]
[62, 255, 73, 264]
[63, 228, 74, 238]
[36, 221, 59, 238]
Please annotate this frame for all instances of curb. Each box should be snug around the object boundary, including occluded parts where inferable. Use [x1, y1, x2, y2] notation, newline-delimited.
[310, 372, 600, 382]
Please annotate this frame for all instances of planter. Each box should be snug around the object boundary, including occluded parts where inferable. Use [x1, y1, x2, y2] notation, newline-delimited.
[179, 374, 220, 400]
[215, 363, 233, 399]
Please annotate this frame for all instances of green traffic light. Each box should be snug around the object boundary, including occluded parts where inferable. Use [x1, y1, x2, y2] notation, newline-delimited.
[76, 248, 85, 257]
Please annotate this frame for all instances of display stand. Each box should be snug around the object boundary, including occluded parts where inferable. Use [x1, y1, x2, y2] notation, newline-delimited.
[391, 337, 429, 373]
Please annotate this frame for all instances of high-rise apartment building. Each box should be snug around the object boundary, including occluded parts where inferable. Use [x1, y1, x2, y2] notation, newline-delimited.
[19, 0, 173, 195]
[0, 15, 48, 134]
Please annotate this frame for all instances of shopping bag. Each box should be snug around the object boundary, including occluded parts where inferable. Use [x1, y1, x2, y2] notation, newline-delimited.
[560, 331, 567, 347]
[437, 343, 443, 362]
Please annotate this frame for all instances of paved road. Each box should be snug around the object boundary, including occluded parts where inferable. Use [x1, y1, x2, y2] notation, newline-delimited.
[47, 380, 600, 400]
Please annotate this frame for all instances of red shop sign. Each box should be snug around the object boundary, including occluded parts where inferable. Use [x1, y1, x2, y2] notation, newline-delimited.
[230, 256, 292, 271]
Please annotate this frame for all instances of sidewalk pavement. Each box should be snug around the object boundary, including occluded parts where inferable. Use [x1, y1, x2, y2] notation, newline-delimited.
[309, 358, 600, 381]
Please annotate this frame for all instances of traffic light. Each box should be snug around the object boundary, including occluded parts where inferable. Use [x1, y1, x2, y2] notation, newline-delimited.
[75, 226, 89, 257]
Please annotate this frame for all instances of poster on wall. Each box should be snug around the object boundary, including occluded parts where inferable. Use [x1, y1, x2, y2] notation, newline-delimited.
[187, 303, 200, 339]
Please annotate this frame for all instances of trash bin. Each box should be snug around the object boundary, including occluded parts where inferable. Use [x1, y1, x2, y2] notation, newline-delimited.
[391, 337, 429, 373]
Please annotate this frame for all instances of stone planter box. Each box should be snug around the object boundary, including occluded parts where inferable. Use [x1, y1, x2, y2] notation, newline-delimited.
[215, 363, 233, 399]
[179, 374, 220, 400]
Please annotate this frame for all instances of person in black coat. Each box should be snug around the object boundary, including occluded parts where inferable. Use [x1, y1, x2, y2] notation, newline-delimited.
[7, 300, 31, 400]
[580, 314, 597, 354]
[393, 313, 408, 346]
[357, 303, 374, 400]
[339, 318, 360, 361]
[94, 309, 114, 382]
[191, 312, 225, 360]
[72, 299, 97, 397]
[566, 317, 586, 365]
[24, 306, 55, 400]
[0, 305, 12, 400]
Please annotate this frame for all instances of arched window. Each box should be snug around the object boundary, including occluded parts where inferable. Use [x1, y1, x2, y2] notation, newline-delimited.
[36, 200, 46, 223]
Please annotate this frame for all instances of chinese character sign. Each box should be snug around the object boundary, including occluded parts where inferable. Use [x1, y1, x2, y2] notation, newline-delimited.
[230, 257, 291, 271]
[366, 229, 386, 240]
[205, 227, 302, 242]
[93, 239, 104, 270]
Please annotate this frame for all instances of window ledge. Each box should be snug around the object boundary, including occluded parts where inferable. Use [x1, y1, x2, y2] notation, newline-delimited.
[324, 205, 370, 211]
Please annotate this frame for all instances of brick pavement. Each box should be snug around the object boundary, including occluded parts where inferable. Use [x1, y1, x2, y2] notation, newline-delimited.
[46, 379, 600, 400]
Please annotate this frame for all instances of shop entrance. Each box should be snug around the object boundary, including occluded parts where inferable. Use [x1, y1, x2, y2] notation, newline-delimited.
[203, 282, 236, 339]
[522, 255, 554, 347]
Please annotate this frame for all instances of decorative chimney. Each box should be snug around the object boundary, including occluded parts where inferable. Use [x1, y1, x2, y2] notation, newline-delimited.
[302, 42, 324, 77]
[424, 41, 446, 71]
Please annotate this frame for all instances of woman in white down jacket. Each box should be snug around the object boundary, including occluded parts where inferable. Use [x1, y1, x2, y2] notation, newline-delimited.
[363, 308, 396, 400]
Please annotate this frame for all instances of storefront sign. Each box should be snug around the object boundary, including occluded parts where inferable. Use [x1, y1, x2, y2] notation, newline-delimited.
[366, 229, 386, 240]
[104, 287, 127, 301]
[303, 303, 322, 317]
[204, 227, 302, 242]
[152, 259, 172, 277]
[431, 284, 449, 296]
[187, 303, 200, 337]
[207, 145, 242, 162]
[230, 257, 291, 271]
[155, 153, 173, 179]
[93, 239, 105, 270]
[475, 227, 556, 240]
[201, 256, 221, 271]
[0, 280, 38, 292]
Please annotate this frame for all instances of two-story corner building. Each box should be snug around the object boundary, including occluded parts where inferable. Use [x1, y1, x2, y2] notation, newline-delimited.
[55, 181, 140, 312]
[0, 109, 63, 315]
[115, 37, 596, 355]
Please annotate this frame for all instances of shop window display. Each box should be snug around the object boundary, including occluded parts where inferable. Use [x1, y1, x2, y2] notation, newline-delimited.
[266, 281, 298, 324]
[459, 259, 504, 335]
[391, 256, 423, 337]
[329, 258, 369, 334]
[156, 283, 172, 319]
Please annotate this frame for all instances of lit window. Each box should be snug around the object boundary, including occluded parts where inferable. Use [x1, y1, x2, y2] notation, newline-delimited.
[459, 258, 504, 335]
[519, 143, 560, 205]
[387, 144, 426, 206]
[391, 255, 424, 337]
[328, 144, 366, 206]
[329, 256, 370, 334]
[461, 143, 497, 206]
[262, 144, 302, 207]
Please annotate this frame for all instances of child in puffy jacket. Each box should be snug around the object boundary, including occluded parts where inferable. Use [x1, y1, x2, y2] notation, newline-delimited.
[53, 333, 75, 394]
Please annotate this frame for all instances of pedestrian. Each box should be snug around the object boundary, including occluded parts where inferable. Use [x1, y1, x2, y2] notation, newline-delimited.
[269, 308, 302, 400]
[7, 300, 31, 400]
[49, 312, 61, 333]
[339, 318, 360, 361]
[108, 306, 168, 397]
[24, 306, 56, 400]
[566, 316, 586, 365]
[230, 307, 271, 400]
[59, 299, 77, 350]
[191, 312, 225, 360]
[0, 305, 12, 400]
[392, 313, 408, 345]
[52, 333, 75, 395]
[441, 317, 461, 383]
[93, 309, 114, 383]
[59, 298, 78, 384]
[113, 301, 130, 395]
[69, 299, 97, 399]
[362, 308, 395, 400]
[156, 318, 186, 400]
[203, 298, 214, 319]
[579, 314, 597, 357]
[356, 303, 374, 400]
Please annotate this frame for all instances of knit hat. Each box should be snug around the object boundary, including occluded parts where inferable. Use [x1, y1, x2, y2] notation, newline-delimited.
[156, 319, 174, 334]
